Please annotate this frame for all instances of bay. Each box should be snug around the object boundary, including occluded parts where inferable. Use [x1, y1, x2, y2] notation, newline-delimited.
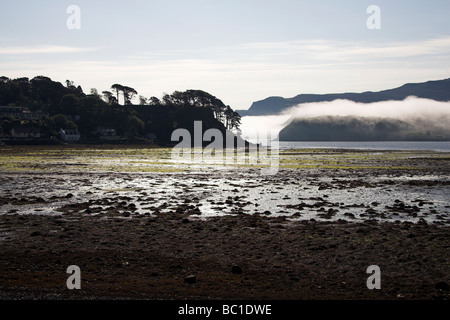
[260, 140, 450, 152]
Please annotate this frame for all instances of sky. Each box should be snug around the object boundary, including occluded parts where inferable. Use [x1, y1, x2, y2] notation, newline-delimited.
[1, 0, 450, 109]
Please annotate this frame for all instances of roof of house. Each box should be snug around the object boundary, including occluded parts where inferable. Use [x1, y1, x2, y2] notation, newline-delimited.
[0, 106, 26, 112]
[12, 127, 40, 133]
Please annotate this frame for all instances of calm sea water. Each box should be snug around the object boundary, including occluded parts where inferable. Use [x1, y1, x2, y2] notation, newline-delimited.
[254, 141, 450, 152]
[278, 141, 450, 152]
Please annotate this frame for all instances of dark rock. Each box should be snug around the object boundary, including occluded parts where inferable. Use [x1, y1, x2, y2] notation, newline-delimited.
[184, 275, 196, 284]
[232, 265, 243, 274]
[344, 212, 355, 218]
[435, 281, 449, 291]
[309, 245, 327, 251]
[30, 231, 41, 237]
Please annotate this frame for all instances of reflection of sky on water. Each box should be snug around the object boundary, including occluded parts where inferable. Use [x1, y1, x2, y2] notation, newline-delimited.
[1, 170, 448, 226]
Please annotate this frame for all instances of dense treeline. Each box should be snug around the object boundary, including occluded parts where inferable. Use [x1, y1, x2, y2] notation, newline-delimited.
[0, 75, 241, 144]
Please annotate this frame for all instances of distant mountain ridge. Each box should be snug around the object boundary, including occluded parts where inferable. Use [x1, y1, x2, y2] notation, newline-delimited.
[237, 78, 450, 116]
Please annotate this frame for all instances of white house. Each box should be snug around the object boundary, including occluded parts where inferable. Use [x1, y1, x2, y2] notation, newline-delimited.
[59, 128, 81, 141]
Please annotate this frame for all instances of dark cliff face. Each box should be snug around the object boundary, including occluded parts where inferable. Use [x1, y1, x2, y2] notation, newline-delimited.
[237, 78, 450, 117]
[278, 116, 450, 141]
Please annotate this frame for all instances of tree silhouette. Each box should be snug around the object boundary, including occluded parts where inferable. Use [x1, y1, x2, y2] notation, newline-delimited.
[111, 84, 137, 105]
[102, 91, 118, 105]
[224, 105, 233, 129]
[159, 90, 240, 130]
[65, 80, 75, 88]
[122, 86, 138, 105]
[230, 110, 241, 130]
[139, 95, 148, 105]
[148, 96, 161, 105]
[90, 88, 101, 98]
[111, 84, 124, 105]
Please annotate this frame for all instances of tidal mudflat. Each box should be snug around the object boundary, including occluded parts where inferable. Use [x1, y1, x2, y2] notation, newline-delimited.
[0, 145, 449, 299]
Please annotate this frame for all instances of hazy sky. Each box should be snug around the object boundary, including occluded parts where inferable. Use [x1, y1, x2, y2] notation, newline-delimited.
[1, 0, 450, 109]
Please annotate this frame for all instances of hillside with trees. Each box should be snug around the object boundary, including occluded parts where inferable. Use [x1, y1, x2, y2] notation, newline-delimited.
[279, 116, 450, 141]
[0, 76, 241, 145]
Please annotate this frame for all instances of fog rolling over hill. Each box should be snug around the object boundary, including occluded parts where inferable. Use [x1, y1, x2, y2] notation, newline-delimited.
[278, 115, 450, 141]
[275, 96, 450, 141]
[237, 78, 450, 142]
[237, 78, 450, 117]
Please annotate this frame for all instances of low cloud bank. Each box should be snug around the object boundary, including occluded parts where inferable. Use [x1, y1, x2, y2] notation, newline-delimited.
[240, 97, 450, 141]
[284, 96, 450, 120]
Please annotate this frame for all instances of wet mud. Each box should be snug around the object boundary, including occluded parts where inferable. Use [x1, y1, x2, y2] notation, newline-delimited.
[0, 145, 449, 299]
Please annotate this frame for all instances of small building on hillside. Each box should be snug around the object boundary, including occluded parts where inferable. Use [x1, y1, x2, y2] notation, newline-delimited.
[59, 128, 81, 141]
[0, 106, 48, 120]
[11, 127, 41, 139]
[0, 106, 26, 119]
[95, 127, 117, 137]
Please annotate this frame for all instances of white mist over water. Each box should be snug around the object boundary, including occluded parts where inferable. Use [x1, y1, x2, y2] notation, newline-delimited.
[239, 114, 292, 142]
[285, 96, 450, 119]
[239, 96, 450, 143]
